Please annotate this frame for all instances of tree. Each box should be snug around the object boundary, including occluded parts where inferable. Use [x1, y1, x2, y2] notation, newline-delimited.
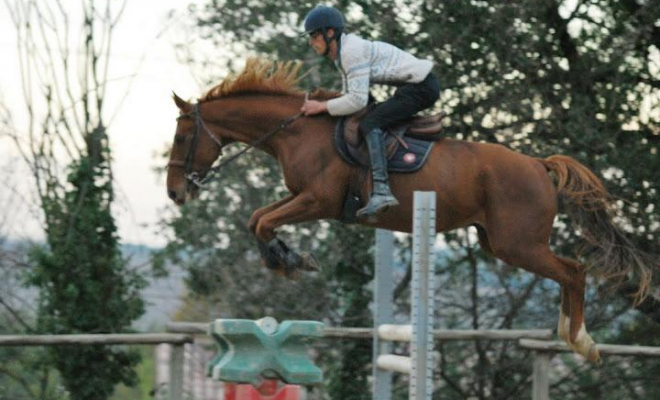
[159, 0, 659, 399]
[2, 1, 146, 399]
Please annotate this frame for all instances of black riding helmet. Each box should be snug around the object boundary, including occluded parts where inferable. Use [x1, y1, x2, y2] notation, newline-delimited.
[303, 6, 345, 56]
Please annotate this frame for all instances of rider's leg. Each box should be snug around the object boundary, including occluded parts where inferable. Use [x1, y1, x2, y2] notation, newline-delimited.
[356, 73, 440, 219]
[356, 126, 399, 218]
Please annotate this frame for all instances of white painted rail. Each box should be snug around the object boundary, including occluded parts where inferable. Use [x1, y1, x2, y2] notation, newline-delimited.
[520, 339, 660, 357]
[376, 354, 412, 375]
[378, 324, 413, 342]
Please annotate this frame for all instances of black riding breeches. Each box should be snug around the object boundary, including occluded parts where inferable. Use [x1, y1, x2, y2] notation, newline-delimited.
[358, 72, 440, 135]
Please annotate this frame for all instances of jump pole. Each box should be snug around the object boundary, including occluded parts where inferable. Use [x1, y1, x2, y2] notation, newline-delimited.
[373, 191, 437, 400]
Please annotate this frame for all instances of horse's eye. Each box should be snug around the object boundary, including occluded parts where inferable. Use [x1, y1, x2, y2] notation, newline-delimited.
[175, 135, 185, 144]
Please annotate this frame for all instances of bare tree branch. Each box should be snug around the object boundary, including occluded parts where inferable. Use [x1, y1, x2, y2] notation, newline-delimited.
[0, 296, 33, 332]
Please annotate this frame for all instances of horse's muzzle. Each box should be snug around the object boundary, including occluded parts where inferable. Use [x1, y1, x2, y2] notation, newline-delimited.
[167, 184, 188, 206]
[168, 188, 186, 206]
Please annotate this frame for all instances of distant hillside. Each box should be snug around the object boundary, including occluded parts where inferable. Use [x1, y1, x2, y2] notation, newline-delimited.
[122, 244, 186, 331]
[0, 240, 186, 332]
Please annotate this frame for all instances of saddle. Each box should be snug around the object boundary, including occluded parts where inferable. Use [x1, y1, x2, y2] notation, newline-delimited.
[334, 104, 446, 173]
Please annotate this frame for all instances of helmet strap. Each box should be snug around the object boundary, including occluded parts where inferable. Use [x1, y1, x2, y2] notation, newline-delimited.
[322, 27, 343, 58]
[322, 27, 332, 57]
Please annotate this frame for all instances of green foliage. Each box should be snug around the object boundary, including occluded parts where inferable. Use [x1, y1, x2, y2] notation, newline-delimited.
[0, 346, 65, 400]
[109, 346, 157, 400]
[317, 224, 374, 400]
[28, 156, 146, 400]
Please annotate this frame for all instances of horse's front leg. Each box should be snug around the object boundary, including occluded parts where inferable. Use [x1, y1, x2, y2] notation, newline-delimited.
[248, 195, 294, 234]
[254, 192, 326, 278]
[248, 195, 296, 272]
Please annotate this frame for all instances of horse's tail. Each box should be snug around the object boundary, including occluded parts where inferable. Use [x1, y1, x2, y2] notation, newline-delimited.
[540, 154, 654, 305]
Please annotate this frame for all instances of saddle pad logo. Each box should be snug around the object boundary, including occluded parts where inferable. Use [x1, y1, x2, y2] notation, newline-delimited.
[403, 153, 417, 164]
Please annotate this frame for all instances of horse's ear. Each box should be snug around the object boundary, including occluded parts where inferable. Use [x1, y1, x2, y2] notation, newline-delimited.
[172, 92, 192, 113]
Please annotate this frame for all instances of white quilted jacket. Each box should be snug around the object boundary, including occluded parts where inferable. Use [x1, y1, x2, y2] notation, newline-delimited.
[326, 33, 434, 116]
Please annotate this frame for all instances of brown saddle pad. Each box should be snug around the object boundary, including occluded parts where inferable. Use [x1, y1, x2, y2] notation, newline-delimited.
[343, 104, 446, 149]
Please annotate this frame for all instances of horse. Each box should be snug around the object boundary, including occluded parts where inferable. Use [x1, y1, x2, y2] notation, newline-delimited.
[166, 58, 655, 363]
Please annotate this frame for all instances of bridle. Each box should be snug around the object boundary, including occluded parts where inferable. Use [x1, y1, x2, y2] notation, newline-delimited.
[168, 103, 303, 188]
[167, 104, 221, 188]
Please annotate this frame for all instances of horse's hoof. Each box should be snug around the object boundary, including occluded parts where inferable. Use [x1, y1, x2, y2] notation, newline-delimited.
[572, 324, 601, 364]
[587, 345, 602, 365]
[299, 252, 320, 271]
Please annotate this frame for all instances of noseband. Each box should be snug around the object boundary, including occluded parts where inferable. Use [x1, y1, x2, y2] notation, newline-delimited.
[168, 103, 303, 188]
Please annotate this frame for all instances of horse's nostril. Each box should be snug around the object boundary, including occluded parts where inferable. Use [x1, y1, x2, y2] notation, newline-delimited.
[168, 190, 177, 200]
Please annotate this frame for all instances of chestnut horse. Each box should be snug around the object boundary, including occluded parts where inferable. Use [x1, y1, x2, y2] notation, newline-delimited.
[166, 59, 654, 363]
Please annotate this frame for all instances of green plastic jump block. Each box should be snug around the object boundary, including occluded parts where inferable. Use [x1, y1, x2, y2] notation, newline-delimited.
[208, 318, 324, 386]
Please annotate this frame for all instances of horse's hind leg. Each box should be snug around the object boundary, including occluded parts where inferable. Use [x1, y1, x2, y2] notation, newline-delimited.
[475, 222, 577, 348]
[543, 254, 592, 361]
[481, 160, 600, 362]
[482, 202, 598, 360]
[556, 255, 600, 363]
[491, 241, 600, 362]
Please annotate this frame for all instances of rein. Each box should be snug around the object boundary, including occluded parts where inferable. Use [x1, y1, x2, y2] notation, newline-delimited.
[169, 103, 303, 188]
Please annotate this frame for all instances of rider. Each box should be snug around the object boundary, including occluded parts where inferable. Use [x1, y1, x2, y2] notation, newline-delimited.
[300, 5, 440, 219]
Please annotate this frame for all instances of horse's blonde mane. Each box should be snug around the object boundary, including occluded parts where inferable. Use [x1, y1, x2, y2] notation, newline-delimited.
[199, 58, 339, 102]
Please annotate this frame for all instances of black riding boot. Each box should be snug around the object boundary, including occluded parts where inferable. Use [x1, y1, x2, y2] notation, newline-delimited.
[357, 128, 399, 219]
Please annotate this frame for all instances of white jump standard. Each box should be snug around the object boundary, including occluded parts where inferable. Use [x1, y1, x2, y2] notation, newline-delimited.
[373, 191, 437, 400]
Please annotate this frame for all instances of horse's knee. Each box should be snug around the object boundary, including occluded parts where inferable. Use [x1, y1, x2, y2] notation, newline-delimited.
[255, 218, 275, 243]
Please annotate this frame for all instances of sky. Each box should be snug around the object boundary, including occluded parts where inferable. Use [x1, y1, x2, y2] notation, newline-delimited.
[0, 0, 209, 248]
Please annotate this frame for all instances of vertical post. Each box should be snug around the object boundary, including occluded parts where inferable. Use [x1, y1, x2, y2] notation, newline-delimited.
[155, 344, 168, 400]
[200, 348, 208, 400]
[532, 352, 550, 400]
[410, 191, 436, 400]
[187, 343, 195, 399]
[373, 229, 395, 400]
[169, 344, 185, 400]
